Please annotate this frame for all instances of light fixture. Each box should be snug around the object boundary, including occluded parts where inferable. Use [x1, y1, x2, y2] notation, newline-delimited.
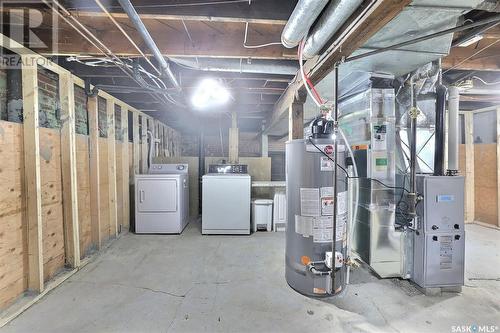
[191, 78, 230, 110]
[457, 35, 483, 47]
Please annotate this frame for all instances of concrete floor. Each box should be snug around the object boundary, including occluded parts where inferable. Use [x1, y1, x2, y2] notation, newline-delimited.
[2, 222, 499, 333]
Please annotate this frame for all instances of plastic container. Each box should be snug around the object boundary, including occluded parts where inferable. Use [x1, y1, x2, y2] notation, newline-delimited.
[252, 199, 273, 232]
[273, 192, 287, 232]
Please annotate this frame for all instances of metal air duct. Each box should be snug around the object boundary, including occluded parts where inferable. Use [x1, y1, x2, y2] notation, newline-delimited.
[281, 0, 330, 48]
[171, 58, 298, 76]
[433, 84, 447, 176]
[447, 86, 460, 173]
[302, 0, 363, 59]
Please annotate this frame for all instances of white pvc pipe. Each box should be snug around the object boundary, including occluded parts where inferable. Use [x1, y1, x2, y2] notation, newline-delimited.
[339, 127, 359, 285]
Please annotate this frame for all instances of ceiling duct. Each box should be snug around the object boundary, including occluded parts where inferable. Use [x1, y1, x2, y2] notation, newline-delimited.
[171, 58, 299, 76]
[302, 0, 364, 59]
[280, 0, 330, 48]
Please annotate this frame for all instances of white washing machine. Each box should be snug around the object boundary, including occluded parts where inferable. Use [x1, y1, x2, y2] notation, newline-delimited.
[202, 165, 251, 235]
[135, 164, 189, 234]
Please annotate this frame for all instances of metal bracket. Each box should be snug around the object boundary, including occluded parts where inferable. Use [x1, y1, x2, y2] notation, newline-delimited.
[84, 79, 99, 97]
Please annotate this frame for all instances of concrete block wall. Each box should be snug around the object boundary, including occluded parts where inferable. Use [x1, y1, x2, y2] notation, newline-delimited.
[74, 84, 88, 135]
[0, 68, 6, 120]
[38, 67, 60, 128]
[181, 132, 262, 157]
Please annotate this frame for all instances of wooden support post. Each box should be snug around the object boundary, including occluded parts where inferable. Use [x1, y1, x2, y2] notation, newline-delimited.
[148, 118, 155, 162]
[288, 102, 304, 140]
[140, 116, 148, 173]
[132, 112, 140, 176]
[261, 134, 268, 157]
[121, 106, 130, 230]
[59, 73, 80, 267]
[497, 107, 500, 228]
[464, 112, 475, 223]
[21, 58, 44, 292]
[88, 96, 102, 249]
[107, 99, 118, 236]
[229, 112, 239, 163]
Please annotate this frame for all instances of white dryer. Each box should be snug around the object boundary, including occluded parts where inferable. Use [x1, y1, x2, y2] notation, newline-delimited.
[135, 164, 189, 234]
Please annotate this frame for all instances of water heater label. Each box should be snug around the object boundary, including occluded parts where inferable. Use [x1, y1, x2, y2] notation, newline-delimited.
[439, 235, 453, 269]
[313, 216, 333, 243]
[295, 215, 313, 237]
[300, 188, 320, 216]
[320, 156, 334, 171]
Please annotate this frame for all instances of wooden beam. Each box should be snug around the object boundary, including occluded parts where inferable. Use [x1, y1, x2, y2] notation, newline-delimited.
[288, 101, 304, 140]
[107, 99, 118, 237]
[497, 107, 500, 228]
[443, 40, 500, 72]
[70, 11, 288, 25]
[87, 96, 102, 249]
[121, 106, 130, 231]
[464, 112, 475, 223]
[132, 112, 140, 176]
[59, 72, 80, 268]
[33, 13, 295, 59]
[21, 57, 44, 292]
[261, 134, 268, 157]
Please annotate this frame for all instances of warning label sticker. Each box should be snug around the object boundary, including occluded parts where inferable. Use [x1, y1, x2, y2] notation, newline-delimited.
[440, 235, 453, 269]
[296, 190, 348, 243]
[300, 188, 320, 216]
[295, 215, 313, 237]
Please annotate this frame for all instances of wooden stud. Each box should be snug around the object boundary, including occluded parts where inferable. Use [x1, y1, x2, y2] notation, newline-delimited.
[261, 134, 268, 157]
[147, 118, 155, 163]
[107, 99, 118, 236]
[464, 112, 475, 223]
[87, 96, 102, 249]
[121, 106, 130, 230]
[497, 107, 500, 228]
[59, 73, 80, 267]
[132, 112, 140, 176]
[140, 116, 148, 173]
[21, 56, 44, 292]
[229, 112, 239, 163]
[288, 101, 304, 140]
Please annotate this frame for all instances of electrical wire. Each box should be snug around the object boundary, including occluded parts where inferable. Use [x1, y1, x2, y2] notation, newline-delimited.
[243, 22, 282, 48]
[443, 38, 500, 74]
[93, 0, 160, 76]
[472, 76, 500, 86]
[298, 40, 323, 107]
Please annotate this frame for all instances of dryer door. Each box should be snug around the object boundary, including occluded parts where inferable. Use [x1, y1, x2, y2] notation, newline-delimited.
[137, 178, 177, 212]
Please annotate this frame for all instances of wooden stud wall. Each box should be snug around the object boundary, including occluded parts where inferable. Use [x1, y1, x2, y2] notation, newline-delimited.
[0, 33, 181, 317]
[459, 107, 500, 229]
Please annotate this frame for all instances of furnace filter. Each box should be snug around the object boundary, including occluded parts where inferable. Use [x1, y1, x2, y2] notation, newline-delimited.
[285, 138, 348, 296]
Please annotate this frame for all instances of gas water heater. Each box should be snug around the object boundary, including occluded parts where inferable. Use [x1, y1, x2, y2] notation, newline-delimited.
[285, 126, 349, 297]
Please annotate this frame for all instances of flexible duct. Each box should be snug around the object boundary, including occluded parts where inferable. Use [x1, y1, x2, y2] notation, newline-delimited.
[281, 0, 330, 48]
[448, 86, 460, 173]
[171, 58, 298, 76]
[302, 0, 363, 59]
